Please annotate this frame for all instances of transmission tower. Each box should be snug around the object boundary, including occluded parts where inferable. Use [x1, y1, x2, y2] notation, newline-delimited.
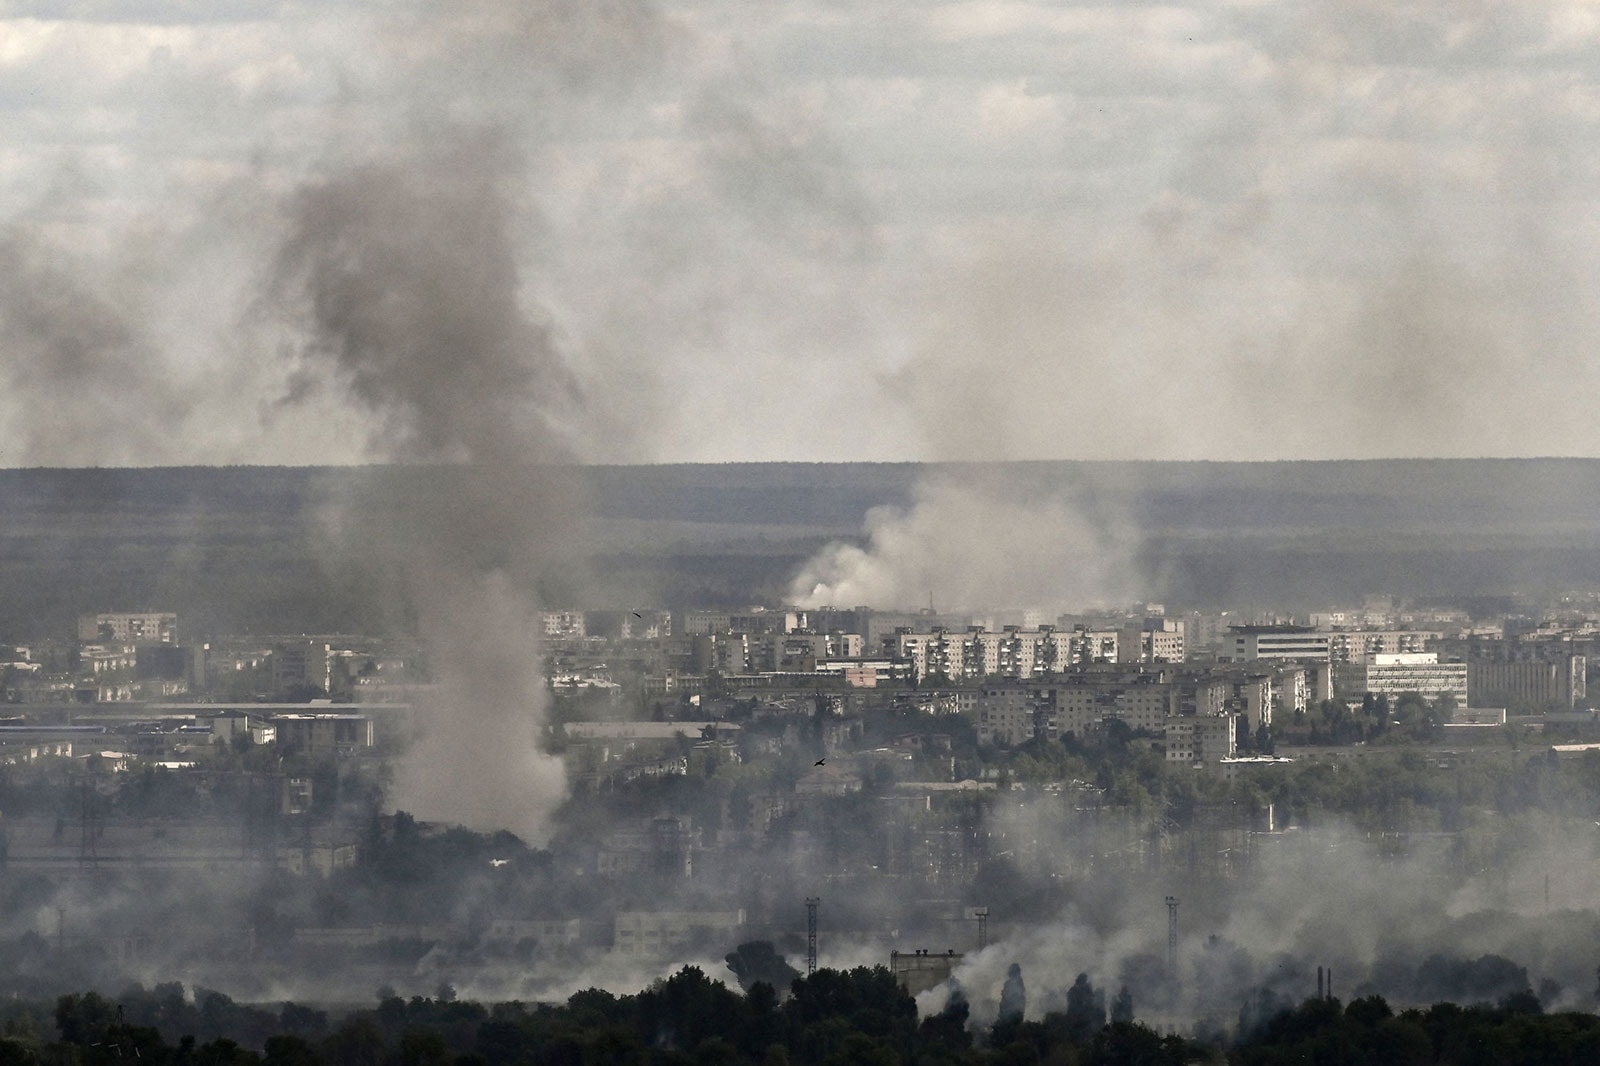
[972, 907, 989, 951]
[805, 897, 820, 975]
[1165, 896, 1179, 982]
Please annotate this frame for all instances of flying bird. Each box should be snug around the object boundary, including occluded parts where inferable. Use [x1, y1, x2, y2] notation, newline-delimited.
[814, 758, 826, 766]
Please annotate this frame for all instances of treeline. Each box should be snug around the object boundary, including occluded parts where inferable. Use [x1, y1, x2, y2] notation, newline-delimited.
[10, 967, 1204, 1066]
[14, 969, 1600, 1066]
[1235, 993, 1600, 1066]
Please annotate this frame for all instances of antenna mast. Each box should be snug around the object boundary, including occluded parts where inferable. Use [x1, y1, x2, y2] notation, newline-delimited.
[1165, 896, 1179, 984]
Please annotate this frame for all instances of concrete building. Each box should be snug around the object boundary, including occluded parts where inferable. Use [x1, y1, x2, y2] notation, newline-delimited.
[976, 683, 1040, 746]
[897, 625, 1119, 681]
[890, 949, 964, 995]
[1064, 627, 1119, 666]
[1122, 618, 1184, 663]
[270, 642, 332, 696]
[1055, 680, 1173, 736]
[1229, 625, 1332, 662]
[272, 712, 374, 759]
[1337, 653, 1469, 707]
[1164, 715, 1236, 764]
[1467, 658, 1586, 711]
[612, 909, 745, 957]
[541, 611, 587, 638]
[77, 612, 177, 644]
[1323, 629, 1443, 664]
[486, 918, 581, 948]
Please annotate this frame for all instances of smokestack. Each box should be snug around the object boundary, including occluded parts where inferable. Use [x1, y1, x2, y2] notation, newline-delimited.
[1317, 965, 1324, 999]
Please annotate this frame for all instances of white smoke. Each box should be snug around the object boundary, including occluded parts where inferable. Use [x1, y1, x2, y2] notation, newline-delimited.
[789, 468, 1135, 613]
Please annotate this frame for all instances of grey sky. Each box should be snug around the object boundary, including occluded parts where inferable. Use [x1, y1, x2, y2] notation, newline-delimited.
[1, 0, 1598, 465]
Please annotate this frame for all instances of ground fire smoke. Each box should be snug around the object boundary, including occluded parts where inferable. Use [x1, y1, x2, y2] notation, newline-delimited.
[789, 467, 1135, 613]
[265, 1, 670, 838]
[272, 139, 582, 839]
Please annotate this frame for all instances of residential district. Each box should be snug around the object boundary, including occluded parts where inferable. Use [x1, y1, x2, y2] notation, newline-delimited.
[0, 598, 1599, 1002]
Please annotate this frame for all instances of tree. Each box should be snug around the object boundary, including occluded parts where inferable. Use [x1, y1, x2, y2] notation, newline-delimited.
[998, 964, 1026, 1024]
[264, 1034, 325, 1066]
[1255, 720, 1274, 755]
[55, 992, 117, 1045]
[1110, 986, 1134, 1025]
[1063, 973, 1105, 1042]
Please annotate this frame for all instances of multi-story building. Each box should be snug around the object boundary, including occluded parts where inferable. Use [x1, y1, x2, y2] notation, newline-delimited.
[895, 629, 967, 681]
[1228, 625, 1331, 662]
[1064, 627, 1119, 667]
[612, 909, 745, 957]
[1055, 679, 1173, 735]
[271, 642, 333, 696]
[78, 612, 177, 644]
[1164, 715, 1236, 764]
[897, 626, 1117, 681]
[1322, 629, 1443, 664]
[976, 683, 1041, 746]
[1431, 634, 1588, 711]
[272, 712, 374, 758]
[1138, 618, 1186, 663]
[540, 611, 587, 638]
[1468, 658, 1585, 711]
[1336, 653, 1469, 707]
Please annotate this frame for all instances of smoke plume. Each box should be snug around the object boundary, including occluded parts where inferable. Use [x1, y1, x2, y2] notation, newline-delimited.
[789, 466, 1135, 613]
[266, 2, 671, 839]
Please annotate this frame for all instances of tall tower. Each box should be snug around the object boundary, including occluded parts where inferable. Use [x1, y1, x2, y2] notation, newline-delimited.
[1165, 896, 1179, 982]
[805, 897, 820, 975]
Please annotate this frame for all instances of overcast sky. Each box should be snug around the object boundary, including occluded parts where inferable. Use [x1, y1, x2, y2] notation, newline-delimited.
[2, 0, 1599, 466]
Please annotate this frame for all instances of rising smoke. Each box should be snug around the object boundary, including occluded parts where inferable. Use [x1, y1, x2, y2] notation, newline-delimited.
[789, 465, 1137, 613]
[264, 1, 680, 839]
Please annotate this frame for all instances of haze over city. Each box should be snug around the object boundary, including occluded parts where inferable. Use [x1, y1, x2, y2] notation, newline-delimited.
[6, 4, 1600, 1065]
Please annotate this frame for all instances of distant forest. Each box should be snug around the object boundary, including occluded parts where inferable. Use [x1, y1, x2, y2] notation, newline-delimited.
[16, 968, 1600, 1066]
[6, 459, 1600, 637]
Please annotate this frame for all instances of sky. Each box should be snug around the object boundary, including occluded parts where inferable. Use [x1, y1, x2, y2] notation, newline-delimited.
[3, 0, 1600, 466]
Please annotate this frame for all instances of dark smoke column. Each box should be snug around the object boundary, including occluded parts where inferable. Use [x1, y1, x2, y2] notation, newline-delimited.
[274, 132, 583, 841]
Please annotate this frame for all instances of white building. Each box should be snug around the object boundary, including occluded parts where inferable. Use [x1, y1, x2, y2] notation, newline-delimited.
[1343, 652, 1468, 707]
[1229, 626, 1331, 662]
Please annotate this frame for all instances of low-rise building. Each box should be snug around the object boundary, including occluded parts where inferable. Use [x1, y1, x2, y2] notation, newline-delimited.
[612, 909, 745, 957]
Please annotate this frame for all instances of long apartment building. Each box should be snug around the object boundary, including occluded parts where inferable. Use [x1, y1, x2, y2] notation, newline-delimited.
[896, 626, 1121, 682]
[974, 660, 1322, 760]
[1324, 629, 1443, 663]
[1232, 624, 1446, 666]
